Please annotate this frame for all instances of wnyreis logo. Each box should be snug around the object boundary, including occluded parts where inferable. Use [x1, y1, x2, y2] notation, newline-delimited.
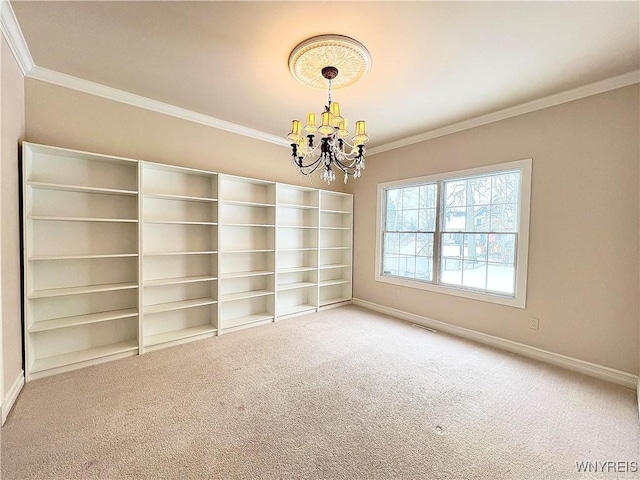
[576, 461, 638, 473]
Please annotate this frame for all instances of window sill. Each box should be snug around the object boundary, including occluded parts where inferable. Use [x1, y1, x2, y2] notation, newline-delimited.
[375, 273, 526, 309]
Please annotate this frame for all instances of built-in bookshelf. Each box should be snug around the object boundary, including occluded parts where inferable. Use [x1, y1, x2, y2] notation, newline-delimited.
[23, 143, 140, 380]
[141, 162, 218, 351]
[218, 175, 276, 333]
[22, 142, 353, 380]
[276, 184, 319, 318]
[318, 191, 353, 307]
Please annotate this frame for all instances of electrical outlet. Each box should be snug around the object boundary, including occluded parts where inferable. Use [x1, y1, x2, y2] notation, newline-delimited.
[529, 317, 539, 330]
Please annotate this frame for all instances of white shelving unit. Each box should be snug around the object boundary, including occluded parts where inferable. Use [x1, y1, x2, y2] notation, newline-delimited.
[318, 191, 353, 308]
[141, 162, 218, 351]
[23, 143, 140, 380]
[276, 184, 319, 318]
[22, 142, 353, 379]
[218, 175, 276, 333]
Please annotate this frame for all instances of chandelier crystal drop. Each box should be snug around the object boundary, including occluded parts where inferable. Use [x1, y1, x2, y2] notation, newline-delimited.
[286, 35, 371, 185]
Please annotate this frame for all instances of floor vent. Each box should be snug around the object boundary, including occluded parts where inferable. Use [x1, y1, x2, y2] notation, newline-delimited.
[411, 324, 438, 333]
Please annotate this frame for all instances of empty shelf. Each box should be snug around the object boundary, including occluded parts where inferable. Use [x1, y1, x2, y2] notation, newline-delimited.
[29, 253, 138, 261]
[320, 279, 352, 287]
[29, 282, 138, 299]
[219, 200, 274, 208]
[320, 296, 352, 306]
[144, 297, 217, 314]
[221, 223, 275, 227]
[145, 220, 217, 225]
[277, 282, 316, 291]
[278, 304, 316, 317]
[319, 264, 351, 270]
[144, 275, 217, 287]
[29, 308, 138, 333]
[221, 249, 275, 253]
[220, 290, 274, 302]
[277, 266, 317, 274]
[144, 325, 216, 348]
[277, 225, 317, 229]
[221, 313, 273, 330]
[27, 181, 137, 196]
[220, 270, 273, 279]
[29, 216, 137, 223]
[321, 209, 351, 214]
[277, 203, 318, 210]
[144, 193, 217, 203]
[145, 250, 217, 256]
[31, 340, 138, 373]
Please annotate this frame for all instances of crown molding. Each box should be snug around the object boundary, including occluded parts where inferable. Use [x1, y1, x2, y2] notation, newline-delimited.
[367, 69, 640, 156]
[27, 66, 290, 148]
[0, 0, 34, 75]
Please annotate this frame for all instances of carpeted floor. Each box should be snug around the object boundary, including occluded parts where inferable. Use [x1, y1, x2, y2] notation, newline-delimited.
[1, 305, 638, 479]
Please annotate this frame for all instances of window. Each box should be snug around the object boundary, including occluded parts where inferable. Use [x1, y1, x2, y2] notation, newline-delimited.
[376, 159, 531, 308]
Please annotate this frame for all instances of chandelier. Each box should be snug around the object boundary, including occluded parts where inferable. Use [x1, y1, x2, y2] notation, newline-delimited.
[286, 35, 372, 185]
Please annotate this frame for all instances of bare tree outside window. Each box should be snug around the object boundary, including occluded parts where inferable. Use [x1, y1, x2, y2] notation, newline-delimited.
[382, 169, 521, 297]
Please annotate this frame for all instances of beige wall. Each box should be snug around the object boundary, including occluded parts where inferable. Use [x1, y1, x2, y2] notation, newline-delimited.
[2, 36, 26, 396]
[20, 73, 640, 375]
[24, 78, 345, 192]
[347, 85, 639, 375]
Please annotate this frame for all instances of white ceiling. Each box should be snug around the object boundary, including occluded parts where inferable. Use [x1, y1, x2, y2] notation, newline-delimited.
[10, 1, 640, 150]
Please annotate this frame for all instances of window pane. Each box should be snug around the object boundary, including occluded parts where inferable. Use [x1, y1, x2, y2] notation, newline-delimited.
[464, 234, 487, 262]
[472, 205, 490, 231]
[490, 204, 504, 231]
[440, 263, 462, 286]
[387, 188, 401, 208]
[492, 173, 519, 204]
[399, 233, 416, 255]
[416, 257, 433, 281]
[463, 260, 487, 290]
[469, 177, 491, 205]
[386, 188, 402, 231]
[444, 207, 466, 231]
[487, 263, 515, 295]
[503, 204, 518, 232]
[419, 184, 437, 209]
[418, 208, 436, 232]
[488, 234, 516, 264]
[383, 254, 399, 276]
[402, 187, 419, 209]
[445, 180, 466, 207]
[402, 209, 418, 232]
[398, 255, 416, 277]
[441, 233, 462, 286]
[384, 232, 399, 254]
[416, 233, 433, 257]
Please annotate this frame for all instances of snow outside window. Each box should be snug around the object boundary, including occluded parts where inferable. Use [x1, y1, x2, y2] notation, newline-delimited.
[376, 159, 531, 308]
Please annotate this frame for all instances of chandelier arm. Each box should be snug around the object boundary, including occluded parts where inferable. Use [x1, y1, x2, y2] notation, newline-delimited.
[332, 159, 357, 175]
[296, 156, 323, 171]
[295, 155, 324, 170]
[299, 157, 329, 176]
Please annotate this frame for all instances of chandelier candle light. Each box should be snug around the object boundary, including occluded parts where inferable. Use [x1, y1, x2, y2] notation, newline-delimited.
[287, 35, 372, 184]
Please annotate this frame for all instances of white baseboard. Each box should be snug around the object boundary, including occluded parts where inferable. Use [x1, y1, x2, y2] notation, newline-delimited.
[353, 298, 638, 390]
[2, 369, 24, 425]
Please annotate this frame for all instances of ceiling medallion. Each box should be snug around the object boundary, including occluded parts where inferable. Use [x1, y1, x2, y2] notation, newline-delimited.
[287, 35, 371, 185]
[288, 34, 372, 90]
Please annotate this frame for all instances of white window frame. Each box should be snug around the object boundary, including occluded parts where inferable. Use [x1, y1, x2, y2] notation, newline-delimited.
[375, 158, 532, 309]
